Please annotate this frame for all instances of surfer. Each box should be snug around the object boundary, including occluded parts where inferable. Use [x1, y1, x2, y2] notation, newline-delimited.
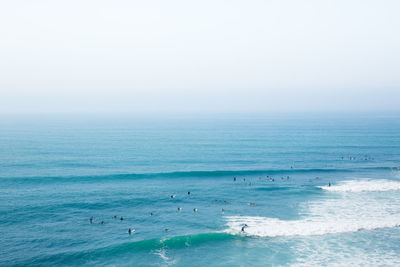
[89, 216, 93, 224]
[177, 207, 182, 211]
[150, 212, 154, 216]
[222, 208, 224, 213]
[171, 195, 175, 199]
[120, 217, 124, 221]
[187, 191, 191, 195]
[241, 224, 248, 232]
[193, 208, 198, 212]
[328, 182, 331, 187]
[234, 177, 236, 181]
[113, 215, 117, 219]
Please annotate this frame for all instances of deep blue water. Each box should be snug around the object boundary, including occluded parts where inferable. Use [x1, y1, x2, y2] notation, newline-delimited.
[1, 114, 400, 266]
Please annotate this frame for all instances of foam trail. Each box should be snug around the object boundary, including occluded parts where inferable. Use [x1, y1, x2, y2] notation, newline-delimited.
[225, 179, 400, 237]
[319, 179, 400, 192]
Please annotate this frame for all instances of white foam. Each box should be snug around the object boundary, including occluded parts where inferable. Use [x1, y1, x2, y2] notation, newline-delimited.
[153, 248, 177, 265]
[318, 179, 400, 192]
[224, 215, 400, 237]
[291, 238, 400, 267]
[225, 179, 400, 237]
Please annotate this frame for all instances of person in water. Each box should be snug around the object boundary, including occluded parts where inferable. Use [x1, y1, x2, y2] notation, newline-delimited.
[193, 208, 198, 212]
[89, 216, 93, 224]
[120, 217, 124, 221]
[187, 191, 191, 195]
[241, 224, 248, 232]
[328, 182, 331, 187]
[233, 177, 236, 181]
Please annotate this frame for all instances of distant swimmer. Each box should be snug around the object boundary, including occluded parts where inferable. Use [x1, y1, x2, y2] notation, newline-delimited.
[243, 178, 246, 182]
[328, 182, 331, 187]
[221, 208, 225, 213]
[177, 207, 182, 211]
[164, 228, 169, 232]
[170, 195, 176, 199]
[150, 212, 154, 216]
[120, 217, 124, 221]
[128, 228, 135, 234]
[193, 208, 198, 212]
[187, 191, 191, 195]
[113, 215, 117, 219]
[223, 200, 227, 204]
[100, 221, 104, 224]
[233, 177, 237, 181]
[214, 199, 218, 203]
[89, 216, 94, 224]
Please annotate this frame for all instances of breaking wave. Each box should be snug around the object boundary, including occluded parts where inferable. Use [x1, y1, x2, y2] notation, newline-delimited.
[318, 179, 400, 192]
[225, 179, 400, 237]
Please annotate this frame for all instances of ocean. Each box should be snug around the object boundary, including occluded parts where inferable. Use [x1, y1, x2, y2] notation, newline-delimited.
[1, 113, 400, 266]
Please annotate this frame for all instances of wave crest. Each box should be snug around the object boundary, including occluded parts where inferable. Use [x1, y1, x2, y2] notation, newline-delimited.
[319, 179, 400, 192]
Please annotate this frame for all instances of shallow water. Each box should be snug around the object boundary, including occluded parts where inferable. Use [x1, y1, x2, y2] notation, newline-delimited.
[1, 114, 400, 266]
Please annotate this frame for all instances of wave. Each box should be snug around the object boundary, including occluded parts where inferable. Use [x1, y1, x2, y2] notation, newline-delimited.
[225, 179, 400, 237]
[27, 232, 239, 266]
[224, 215, 400, 237]
[3, 166, 398, 180]
[318, 179, 400, 192]
[117, 232, 238, 251]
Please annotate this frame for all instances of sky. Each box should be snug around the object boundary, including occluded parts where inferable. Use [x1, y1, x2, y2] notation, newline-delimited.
[0, 0, 399, 114]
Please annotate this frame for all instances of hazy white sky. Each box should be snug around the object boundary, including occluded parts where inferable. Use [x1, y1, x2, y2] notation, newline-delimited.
[0, 0, 399, 114]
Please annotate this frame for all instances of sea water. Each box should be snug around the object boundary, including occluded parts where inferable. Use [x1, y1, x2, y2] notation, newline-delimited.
[1, 113, 400, 266]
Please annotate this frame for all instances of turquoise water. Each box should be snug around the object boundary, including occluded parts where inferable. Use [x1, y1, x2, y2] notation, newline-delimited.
[1, 114, 400, 266]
